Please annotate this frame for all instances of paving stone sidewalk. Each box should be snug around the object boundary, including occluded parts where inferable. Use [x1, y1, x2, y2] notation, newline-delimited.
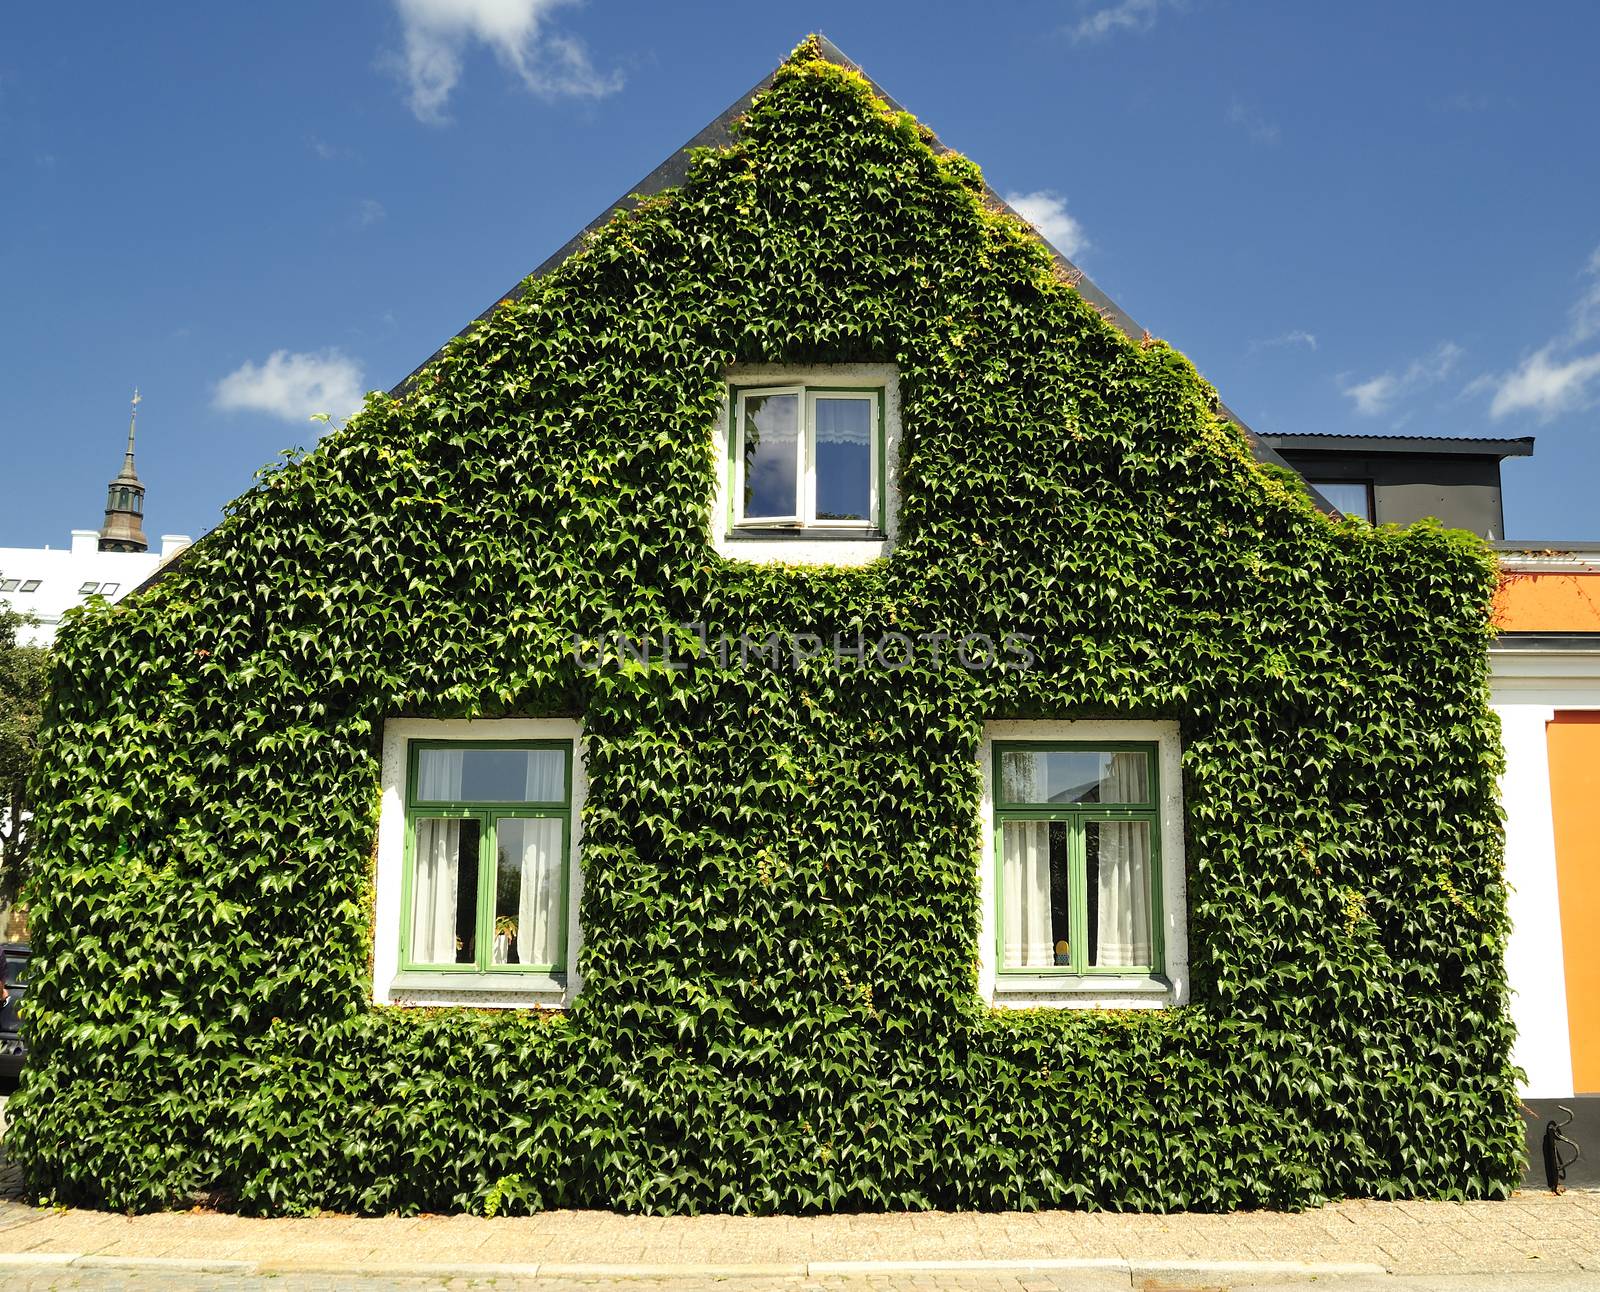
[0, 1190, 1595, 1280]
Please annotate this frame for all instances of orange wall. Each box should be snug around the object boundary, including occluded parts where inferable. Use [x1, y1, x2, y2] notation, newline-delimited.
[1549, 711, 1600, 1094]
[1495, 572, 1600, 632]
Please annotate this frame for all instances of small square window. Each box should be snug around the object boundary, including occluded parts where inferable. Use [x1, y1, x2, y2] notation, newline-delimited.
[79, 581, 99, 595]
[731, 384, 882, 531]
[19, 580, 40, 593]
[99, 583, 119, 596]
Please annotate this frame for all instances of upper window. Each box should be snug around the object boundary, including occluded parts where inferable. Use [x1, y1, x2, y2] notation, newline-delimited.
[993, 742, 1162, 976]
[402, 741, 573, 975]
[1310, 479, 1373, 522]
[19, 580, 39, 593]
[78, 581, 99, 594]
[731, 384, 883, 531]
[0, 580, 17, 593]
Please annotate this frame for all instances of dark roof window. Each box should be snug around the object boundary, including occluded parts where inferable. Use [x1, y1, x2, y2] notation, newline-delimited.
[0, 579, 18, 593]
[19, 580, 40, 593]
[78, 581, 99, 594]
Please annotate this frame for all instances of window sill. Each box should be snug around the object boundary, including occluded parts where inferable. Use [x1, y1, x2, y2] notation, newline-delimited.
[387, 970, 570, 1009]
[716, 528, 891, 568]
[991, 973, 1174, 1009]
[727, 527, 885, 541]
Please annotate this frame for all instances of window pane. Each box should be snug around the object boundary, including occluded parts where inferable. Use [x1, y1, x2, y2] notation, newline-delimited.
[491, 817, 565, 968]
[1000, 819, 1071, 968]
[813, 397, 872, 522]
[78, 582, 98, 594]
[0, 581, 16, 593]
[1086, 820, 1153, 968]
[416, 746, 565, 803]
[742, 392, 800, 519]
[999, 748, 1149, 805]
[100, 583, 119, 596]
[409, 817, 481, 965]
[20, 580, 40, 592]
[1309, 480, 1372, 521]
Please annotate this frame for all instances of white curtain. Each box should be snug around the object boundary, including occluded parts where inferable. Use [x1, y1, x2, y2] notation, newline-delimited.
[523, 751, 564, 803]
[1002, 821, 1053, 968]
[419, 748, 464, 801]
[1095, 753, 1152, 966]
[520, 817, 563, 966]
[490, 817, 564, 967]
[411, 818, 462, 964]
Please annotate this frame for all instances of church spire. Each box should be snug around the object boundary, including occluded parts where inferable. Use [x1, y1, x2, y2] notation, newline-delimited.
[98, 389, 149, 553]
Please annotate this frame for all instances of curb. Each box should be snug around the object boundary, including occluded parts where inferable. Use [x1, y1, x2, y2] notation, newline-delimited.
[0, 1251, 1393, 1280]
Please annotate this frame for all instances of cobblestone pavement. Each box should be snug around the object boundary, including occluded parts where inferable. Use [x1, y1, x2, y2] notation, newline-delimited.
[4, 1270, 1600, 1291]
[2, 1191, 1597, 1276]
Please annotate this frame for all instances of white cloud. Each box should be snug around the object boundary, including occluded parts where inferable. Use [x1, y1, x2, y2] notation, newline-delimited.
[354, 198, 387, 228]
[1003, 190, 1089, 260]
[1341, 342, 1463, 417]
[1251, 329, 1318, 353]
[388, 0, 620, 124]
[1485, 345, 1600, 421]
[214, 350, 367, 425]
[1570, 243, 1600, 342]
[1068, 0, 1175, 42]
[1227, 97, 1280, 145]
[1475, 248, 1600, 422]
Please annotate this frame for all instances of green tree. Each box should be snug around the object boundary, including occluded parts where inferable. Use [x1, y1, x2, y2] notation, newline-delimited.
[0, 596, 49, 910]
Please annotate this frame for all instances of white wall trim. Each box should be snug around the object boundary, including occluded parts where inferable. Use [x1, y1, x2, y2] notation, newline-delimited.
[1498, 554, 1600, 575]
[977, 719, 1188, 1010]
[1489, 647, 1600, 701]
[709, 363, 900, 566]
[373, 717, 586, 1010]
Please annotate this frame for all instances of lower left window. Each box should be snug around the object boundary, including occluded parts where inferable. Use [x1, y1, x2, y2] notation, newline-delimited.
[403, 741, 572, 975]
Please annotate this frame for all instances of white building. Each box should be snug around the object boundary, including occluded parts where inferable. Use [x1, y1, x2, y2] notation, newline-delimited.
[0, 394, 190, 647]
[0, 530, 190, 647]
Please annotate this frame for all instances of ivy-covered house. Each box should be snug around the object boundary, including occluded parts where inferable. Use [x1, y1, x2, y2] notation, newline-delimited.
[12, 37, 1521, 1214]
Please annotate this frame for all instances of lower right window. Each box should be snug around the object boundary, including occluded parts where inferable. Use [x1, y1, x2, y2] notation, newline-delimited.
[994, 742, 1162, 978]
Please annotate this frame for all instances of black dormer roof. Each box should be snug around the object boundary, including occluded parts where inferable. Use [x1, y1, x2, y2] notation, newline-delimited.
[1262, 433, 1534, 459]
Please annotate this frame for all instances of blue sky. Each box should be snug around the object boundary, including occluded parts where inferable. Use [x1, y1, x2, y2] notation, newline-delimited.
[3, 0, 1598, 545]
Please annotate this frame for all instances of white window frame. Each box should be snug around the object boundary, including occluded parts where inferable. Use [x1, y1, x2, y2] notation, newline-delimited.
[372, 717, 586, 1009]
[710, 364, 901, 568]
[732, 385, 881, 530]
[978, 719, 1189, 1010]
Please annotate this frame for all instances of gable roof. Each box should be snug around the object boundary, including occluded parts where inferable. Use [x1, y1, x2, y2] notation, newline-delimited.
[134, 36, 1335, 604]
[389, 34, 1317, 497]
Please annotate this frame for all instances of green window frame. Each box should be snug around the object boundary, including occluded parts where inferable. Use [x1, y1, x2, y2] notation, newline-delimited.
[399, 739, 574, 976]
[992, 740, 1164, 978]
[726, 382, 887, 533]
